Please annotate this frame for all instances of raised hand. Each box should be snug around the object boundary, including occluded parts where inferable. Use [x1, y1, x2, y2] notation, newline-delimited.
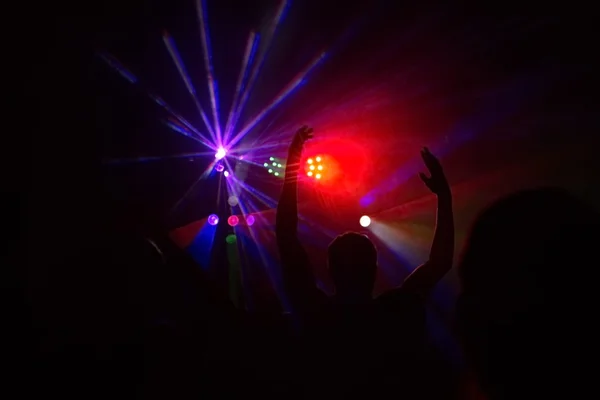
[419, 147, 450, 196]
[290, 125, 314, 151]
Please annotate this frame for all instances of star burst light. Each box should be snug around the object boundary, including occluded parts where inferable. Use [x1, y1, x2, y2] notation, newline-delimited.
[100, 0, 328, 216]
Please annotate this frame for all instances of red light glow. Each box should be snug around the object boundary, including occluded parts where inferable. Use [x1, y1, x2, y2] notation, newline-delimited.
[302, 137, 369, 196]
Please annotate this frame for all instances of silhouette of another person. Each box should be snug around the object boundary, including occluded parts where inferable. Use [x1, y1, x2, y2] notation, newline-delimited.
[275, 126, 455, 398]
[456, 187, 600, 399]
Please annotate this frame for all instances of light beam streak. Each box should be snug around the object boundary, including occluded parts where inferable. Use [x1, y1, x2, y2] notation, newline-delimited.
[228, 0, 289, 137]
[239, 196, 292, 313]
[195, 0, 222, 142]
[169, 160, 219, 216]
[224, 31, 259, 143]
[163, 32, 216, 139]
[162, 119, 214, 148]
[237, 181, 277, 209]
[98, 52, 137, 83]
[104, 151, 213, 165]
[98, 51, 215, 150]
[228, 51, 328, 148]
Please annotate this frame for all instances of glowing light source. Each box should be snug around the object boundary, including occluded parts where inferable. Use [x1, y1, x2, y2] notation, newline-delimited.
[265, 156, 285, 177]
[208, 214, 219, 225]
[228, 196, 239, 207]
[215, 163, 224, 172]
[228, 215, 239, 226]
[226, 234, 237, 244]
[306, 155, 325, 180]
[224, 171, 230, 177]
[215, 147, 226, 159]
[246, 215, 255, 226]
[359, 215, 371, 227]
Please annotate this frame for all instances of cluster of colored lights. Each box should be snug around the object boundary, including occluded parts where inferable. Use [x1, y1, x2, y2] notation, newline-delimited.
[264, 156, 284, 177]
[209, 213, 369, 227]
[207, 213, 255, 227]
[306, 156, 324, 179]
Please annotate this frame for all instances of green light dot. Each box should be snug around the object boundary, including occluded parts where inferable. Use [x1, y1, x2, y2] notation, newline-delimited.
[274, 172, 279, 176]
[269, 157, 274, 161]
[264, 163, 269, 167]
[268, 169, 273, 173]
[277, 163, 282, 168]
[226, 234, 237, 244]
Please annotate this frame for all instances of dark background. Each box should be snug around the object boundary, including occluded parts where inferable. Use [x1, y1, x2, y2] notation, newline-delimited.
[13, 0, 599, 391]
[20, 0, 598, 359]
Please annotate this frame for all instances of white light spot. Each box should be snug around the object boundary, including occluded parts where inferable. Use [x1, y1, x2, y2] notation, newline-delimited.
[359, 215, 371, 227]
[215, 147, 226, 160]
[228, 196, 239, 207]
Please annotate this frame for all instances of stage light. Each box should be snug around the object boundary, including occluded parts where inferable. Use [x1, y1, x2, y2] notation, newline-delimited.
[208, 214, 219, 225]
[306, 155, 325, 180]
[228, 215, 239, 226]
[359, 215, 371, 227]
[215, 163, 224, 172]
[215, 147, 226, 160]
[226, 234, 237, 244]
[265, 157, 284, 177]
[224, 171, 230, 177]
[228, 196, 239, 207]
[246, 215, 255, 226]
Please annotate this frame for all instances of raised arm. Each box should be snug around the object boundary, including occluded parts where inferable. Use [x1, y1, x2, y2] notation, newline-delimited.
[275, 126, 318, 310]
[401, 147, 454, 299]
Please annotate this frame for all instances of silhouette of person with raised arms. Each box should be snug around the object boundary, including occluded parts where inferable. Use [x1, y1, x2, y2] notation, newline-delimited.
[275, 126, 455, 398]
[456, 187, 600, 400]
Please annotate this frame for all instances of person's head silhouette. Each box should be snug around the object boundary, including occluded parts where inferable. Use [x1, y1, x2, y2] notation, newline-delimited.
[456, 187, 600, 399]
[328, 232, 377, 303]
